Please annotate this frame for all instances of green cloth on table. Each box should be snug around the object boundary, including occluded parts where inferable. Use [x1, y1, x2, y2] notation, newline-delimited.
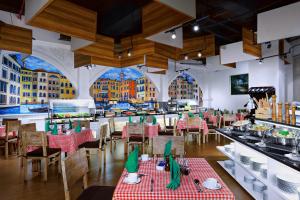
[166, 155, 181, 190]
[152, 116, 157, 125]
[188, 112, 194, 118]
[178, 113, 182, 119]
[164, 140, 172, 160]
[45, 120, 51, 132]
[214, 110, 217, 116]
[75, 120, 81, 133]
[199, 112, 204, 119]
[125, 146, 139, 173]
[140, 116, 144, 123]
[68, 119, 72, 130]
[129, 116, 133, 123]
[51, 122, 58, 135]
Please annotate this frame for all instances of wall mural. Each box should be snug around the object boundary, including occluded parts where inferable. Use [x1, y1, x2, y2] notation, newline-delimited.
[90, 68, 158, 110]
[0, 53, 76, 114]
[168, 72, 203, 106]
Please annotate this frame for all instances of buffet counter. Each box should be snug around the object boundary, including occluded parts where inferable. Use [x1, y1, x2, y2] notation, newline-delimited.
[216, 127, 300, 200]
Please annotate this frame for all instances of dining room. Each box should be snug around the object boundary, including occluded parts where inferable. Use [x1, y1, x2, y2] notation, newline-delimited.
[1, 0, 300, 200]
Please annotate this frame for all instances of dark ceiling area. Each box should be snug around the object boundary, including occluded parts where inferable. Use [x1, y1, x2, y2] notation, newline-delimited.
[0, 0, 299, 44]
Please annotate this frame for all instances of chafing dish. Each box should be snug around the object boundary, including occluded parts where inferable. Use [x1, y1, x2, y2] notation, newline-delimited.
[276, 173, 300, 193]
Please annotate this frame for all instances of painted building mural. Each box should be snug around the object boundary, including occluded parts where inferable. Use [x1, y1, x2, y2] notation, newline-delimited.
[0, 53, 75, 114]
[90, 68, 158, 104]
[168, 73, 203, 106]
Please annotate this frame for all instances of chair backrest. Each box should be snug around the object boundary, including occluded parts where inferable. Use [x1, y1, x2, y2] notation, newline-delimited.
[22, 131, 47, 156]
[126, 122, 144, 137]
[19, 123, 36, 142]
[61, 148, 89, 200]
[152, 136, 184, 157]
[145, 116, 152, 123]
[99, 124, 108, 148]
[187, 116, 201, 130]
[2, 118, 18, 126]
[108, 118, 115, 133]
[223, 114, 236, 127]
[5, 120, 21, 139]
[73, 120, 90, 129]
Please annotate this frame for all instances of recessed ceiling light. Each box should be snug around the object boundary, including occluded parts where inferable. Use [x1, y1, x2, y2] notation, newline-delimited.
[259, 59, 263, 64]
[127, 50, 132, 57]
[193, 24, 199, 32]
[197, 52, 202, 58]
[171, 31, 176, 39]
[184, 55, 188, 60]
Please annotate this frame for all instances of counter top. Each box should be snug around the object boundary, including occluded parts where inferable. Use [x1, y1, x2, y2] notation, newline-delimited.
[216, 128, 300, 172]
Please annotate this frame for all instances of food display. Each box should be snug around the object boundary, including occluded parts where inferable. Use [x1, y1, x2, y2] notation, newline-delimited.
[249, 124, 271, 132]
[232, 120, 250, 127]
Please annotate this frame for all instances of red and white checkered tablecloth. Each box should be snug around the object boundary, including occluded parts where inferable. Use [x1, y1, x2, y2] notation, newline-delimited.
[177, 120, 209, 135]
[122, 124, 160, 139]
[47, 129, 94, 153]
[113, 158, 235, 200]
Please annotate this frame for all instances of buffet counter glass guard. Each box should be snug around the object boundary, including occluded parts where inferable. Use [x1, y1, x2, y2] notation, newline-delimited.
[216, 119, 300, 200]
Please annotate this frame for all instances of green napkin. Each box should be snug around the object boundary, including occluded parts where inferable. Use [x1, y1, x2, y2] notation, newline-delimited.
[164, 140, 172, 160]
[214, 110, 217, 116]
[166, 155, 181, 190]
[125, 146, 139, 173]
[75, 120, 81, 133]
[129, 116, 133, 123]
[178, 113, 182, 119]
[45, 120, 52, 132]
[140, 116, 144, 124]
[188, 112, 194, 118]
[199, 112, 204, 119]
[68, 119, 72, 130]
[51, 122, 58, 135]
[152, 116, 157, 125]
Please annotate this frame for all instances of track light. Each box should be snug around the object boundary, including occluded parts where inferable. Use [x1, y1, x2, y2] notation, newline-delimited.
[259, 59, 263, 64]
[197, 52, 202, 58]
[127, 49, 132, 57]
[193, 24, 199, 32]
[184, 55, 188, 60]
[118, 54, 122, 59]
[171, 31, 176, 39]
[265, 41, 271, 49]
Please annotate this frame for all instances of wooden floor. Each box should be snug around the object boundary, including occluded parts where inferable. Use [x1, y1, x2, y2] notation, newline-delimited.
[0, 136, 253, 200]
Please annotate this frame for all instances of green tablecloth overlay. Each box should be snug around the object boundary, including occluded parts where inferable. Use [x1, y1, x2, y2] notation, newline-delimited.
[125, 146, 139, 173]
[166, 155, 181, 190]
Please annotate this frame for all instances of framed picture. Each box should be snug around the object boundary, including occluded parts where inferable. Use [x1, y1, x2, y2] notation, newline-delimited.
[230, 74, 249, 95]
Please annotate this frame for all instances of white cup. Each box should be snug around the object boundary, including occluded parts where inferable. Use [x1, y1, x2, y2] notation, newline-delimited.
[127, 173, 138, 183]
[141, 154, 149, 161]
[205, 178, 218, 188]
[81, 127, 86, 130]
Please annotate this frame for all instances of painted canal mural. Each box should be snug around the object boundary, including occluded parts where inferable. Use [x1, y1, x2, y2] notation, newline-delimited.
[0, 53, 76, 114]
[90, 68, 158, 110]
[168, 72, 203, 106]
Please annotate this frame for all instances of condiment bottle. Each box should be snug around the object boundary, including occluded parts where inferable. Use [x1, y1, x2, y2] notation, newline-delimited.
[272, 95, 277, 121]
[292, 105, 296, 125]
[285, 103, 290, 124]
[165, 156, 170, 172]
[277, 103, 282, 122]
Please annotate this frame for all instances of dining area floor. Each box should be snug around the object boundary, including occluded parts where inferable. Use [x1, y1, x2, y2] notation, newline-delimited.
[0, 136, 253, 200]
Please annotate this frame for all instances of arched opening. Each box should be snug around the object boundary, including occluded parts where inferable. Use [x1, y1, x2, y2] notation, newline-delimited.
[168, 72, 203, 106]
[89, 68, 160, 110]
[0, 53, 77, 114]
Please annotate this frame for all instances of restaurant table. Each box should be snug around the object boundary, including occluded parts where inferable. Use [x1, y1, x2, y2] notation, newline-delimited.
[113, 158, 235, 200]
[122, 124, 160, 139]
[47, 128, 94, 153]
[176, 119, 209, 135]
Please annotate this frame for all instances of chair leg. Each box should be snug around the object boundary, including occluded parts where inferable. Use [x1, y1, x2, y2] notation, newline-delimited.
[58, 154, 61, 174]
[43, 158, 48, 182]
[203, 134, 206, 144]
[23, 158, 28, 181]
[98, 150, 102, 175]
[5, 141, 8, 159]
[110, 138, 113, 153]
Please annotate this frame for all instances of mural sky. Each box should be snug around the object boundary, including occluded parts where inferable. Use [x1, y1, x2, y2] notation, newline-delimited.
[99, 68, 143, 80]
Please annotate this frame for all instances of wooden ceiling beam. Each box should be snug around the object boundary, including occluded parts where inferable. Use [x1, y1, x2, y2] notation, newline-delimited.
[26, 0, 97, 41]
[242, 27, 261, 58]
[145, 54, 168, 69]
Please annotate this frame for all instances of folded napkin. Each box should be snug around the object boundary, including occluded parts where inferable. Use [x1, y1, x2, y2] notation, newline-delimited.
[125, 146, 139, 173]
[188, 112, 194, 118]
[152, 116, 157, 125]
[129, 116, 133, 123]
[51, 122, 58, 135]
[167, 155, 181, 190]
[178, 113, 182, 119]
[75, 120, 81, 133]
[199, 112, 204, 119]
[140, 116, 144, 124]
[164, 140, 172, 160]
[214, 110, 217, 116]
[45, 120, 52, 132]
[68, 119, 72, 130]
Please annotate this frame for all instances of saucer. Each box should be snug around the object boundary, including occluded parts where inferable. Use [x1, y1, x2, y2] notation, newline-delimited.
[123, 177, 141, 185]
[139, 157, 152, 162]
[202, 181, 222, 190]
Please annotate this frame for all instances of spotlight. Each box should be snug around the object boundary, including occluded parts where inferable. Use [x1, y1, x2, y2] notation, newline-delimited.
[118, 54, 122, 59]
[197, 52, 202, 58]
[171, 31, 176, 39]
[184, 55, 188, 60]
[193, 24, 199, 32]
[265, 41, 271, 49]
[127, 49, 132, 57]
[259, 59, 263, 64]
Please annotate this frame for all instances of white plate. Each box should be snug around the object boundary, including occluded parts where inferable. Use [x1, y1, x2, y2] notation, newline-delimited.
[123, 177, 141, 185]
[202, 181, 222, 190]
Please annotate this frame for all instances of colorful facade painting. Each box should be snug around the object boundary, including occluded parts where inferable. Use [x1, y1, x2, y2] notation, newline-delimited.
[168, 72, 203, 106]
[0, 53, 76, 114]
[91, 68, 158, 103]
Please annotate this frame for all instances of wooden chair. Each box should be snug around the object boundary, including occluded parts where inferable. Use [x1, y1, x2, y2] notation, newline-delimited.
[78, 124, 107, 174]
[61, 148, 115, 200]
[159, 118, 178, 136]
[21, 131, 61, 182]
[19, 123, 36, 167]
[205, 115, 221, 143]
[126, 122, 145, 155]
[0, 120, 20, 159]
[186, 117, 202, 145]
[223, 114, 236, 127]
[163, 114, 176, 132]
[152, 136, 184, 158]
[108, 118, 122, 152]
[73, 120, 90, 129]
[2, 118, 18, 125]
